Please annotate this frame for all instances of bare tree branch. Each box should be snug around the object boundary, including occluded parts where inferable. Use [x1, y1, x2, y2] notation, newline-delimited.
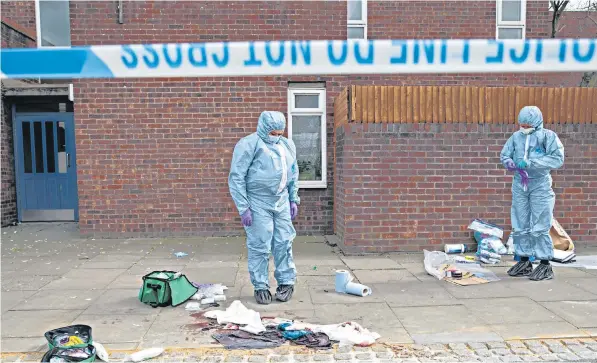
[550, 0, 570, 38]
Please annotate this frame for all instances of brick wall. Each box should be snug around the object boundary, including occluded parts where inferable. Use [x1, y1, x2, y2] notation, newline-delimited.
[556, 11, 597, 38]
[1, 21, 36, 48]
[335, 122, 597, 252]
[1, 97, 17, 226]
[67, 0, 594, 237]
[1, 1, 37, 33]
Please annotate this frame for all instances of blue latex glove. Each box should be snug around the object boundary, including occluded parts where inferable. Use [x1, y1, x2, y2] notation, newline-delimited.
[241, 209, 253, 227]
[290, 202, 298, 220]
[516, 160, 528, 169]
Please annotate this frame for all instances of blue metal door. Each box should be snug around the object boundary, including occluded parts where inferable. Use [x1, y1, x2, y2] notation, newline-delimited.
[14, 112, 78, 221]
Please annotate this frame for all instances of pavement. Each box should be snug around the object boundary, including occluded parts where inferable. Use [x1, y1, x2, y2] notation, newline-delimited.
[1, 223, 597, 362]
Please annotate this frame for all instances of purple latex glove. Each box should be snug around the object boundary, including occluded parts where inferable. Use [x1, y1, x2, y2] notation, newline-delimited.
[290, 202, 298, 220]
[505, 160, 516, 171]
[241, 209, 253, 227]
[518, 169, 529, 190]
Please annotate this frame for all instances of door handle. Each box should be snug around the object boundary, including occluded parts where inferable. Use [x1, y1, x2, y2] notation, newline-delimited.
[67, 153, 71, 168]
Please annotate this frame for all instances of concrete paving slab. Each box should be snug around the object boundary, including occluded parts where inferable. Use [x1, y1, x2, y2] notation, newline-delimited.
[0, 338, 46, 353]
[551, 268, 595, 278]
[375, 326, 414, 344]
[583, 328, 597, 337]
[352, 269, 417, 284]
[187, 254, 243, 263]
[195, 240, 247, 255]
[541, 301, 597, 328]
[294, 236, 326, 243]
[239, 285, 314, 312]
[184, 260, 240, 269]
[1, 273, 59, 291]
[72, 314, 157, 344]
[310, 303, 401, 326]
[12, 289, 106, 311]
[461, 297, 563, 325]
[308, 286, 385, 304]
[490, 321, 590, 340]
[1, 290, 35, 312]
[292, 242, 335, 255]
[293, 257, 345, 267]
[1, 310, 84, 338]
[387, 253, 424, 264]
[399, 263, 440, 282]
[41, 269, 125, 290]
[297, 265, 347, 277]
[565, 277, 597, 295]
[126, 260, 188, 275]
[142, 247, 197, 259]
[107, 274, 144, 289]
[341, 257, 403, 270]
[391, 305, 491, 335]
[1, 256, 82, 275]
[85, 289, 158, 315]
[297, 275, 333, 286]
[442, 281, 524, 299]
[374, 281, 457, 307]
[140, 329, 215, 348]
[87, 254, 144, 263]
[183, 267, 238, 286]
[411, 332, 503, 344]
[79, 259, 139, 269]
[505, 280, 597, 302]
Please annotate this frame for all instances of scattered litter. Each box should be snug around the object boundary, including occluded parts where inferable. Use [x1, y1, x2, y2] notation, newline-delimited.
[201, 297, 215, 305]
[278, 323, 331, 349]
[212, 328, 285, 350]
[551, 255, 597, 269]
[423, 250, 499, 286]
[313, 266, 317, 270]
[92, 341, 109, 362]
[205, 300, 266, 334]
[551, 218, 575, 251]
[552, 249, 576, 264]
[174, 252, 188, 258]
[281, 321, 379, 346]
[124, 348, 164, 362]
[468, 219, 504, 239]
[444, 244, 466, 254]
[185, 302, 202, 311]
[506, 234, 515, 255]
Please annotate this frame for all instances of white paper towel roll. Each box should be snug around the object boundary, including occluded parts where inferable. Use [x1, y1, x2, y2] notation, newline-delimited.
[345, 281, 372, 297]
[335, 270, 352, 293]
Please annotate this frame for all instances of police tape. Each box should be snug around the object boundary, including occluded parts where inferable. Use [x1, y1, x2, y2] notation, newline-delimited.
[1, 38, 596, 79]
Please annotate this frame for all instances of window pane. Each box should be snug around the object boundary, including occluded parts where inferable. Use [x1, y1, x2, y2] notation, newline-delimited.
[348, 0, 363, 21]
[295, 94, 319, 108]
[45, 121, 56, 173]
[501, 0, 522, 21]
[33, 122, 44, 173]
[57, 122, 67, 173]
[22, 122, 32, 174]
[39, 0, 71, 46]
[498, 27, 523, 39]
[292, 115, 322, 182]
[348, 26, 365, 39]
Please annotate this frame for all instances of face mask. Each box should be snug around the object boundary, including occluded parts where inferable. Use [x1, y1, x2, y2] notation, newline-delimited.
[520, 127, 534, 135]
[268, 135, 281, 144]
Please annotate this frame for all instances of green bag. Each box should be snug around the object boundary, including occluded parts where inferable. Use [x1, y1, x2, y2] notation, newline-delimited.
[42, 325, 95, 362]
[138, 271, 198, 308]
[41, 345, 96, 362]
[45, 325, 92, 350]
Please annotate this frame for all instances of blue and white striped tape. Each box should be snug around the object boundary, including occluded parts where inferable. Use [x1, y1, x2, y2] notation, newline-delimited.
[1, 38, 595, 79]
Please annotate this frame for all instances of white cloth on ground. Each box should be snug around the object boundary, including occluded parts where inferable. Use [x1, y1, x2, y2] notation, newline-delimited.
[281, 321, 380, 346]
[204, 300, 266, 334]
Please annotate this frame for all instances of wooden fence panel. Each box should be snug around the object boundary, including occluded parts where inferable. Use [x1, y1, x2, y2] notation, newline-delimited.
[345, 85, 594, 124]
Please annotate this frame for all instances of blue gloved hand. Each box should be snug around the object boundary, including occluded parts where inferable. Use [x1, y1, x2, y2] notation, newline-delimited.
[290, 202, 298, 220]
[505, 160, 516, 170]
[516, 160, 529, 169]
[241, 209, 253, 227]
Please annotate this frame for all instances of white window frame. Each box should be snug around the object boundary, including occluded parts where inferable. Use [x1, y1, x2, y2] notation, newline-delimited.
[35, 0, 71, 48]
[496, 0, 527, 39]
[347, 0, 368, 40]
[287, 88, 327, 189]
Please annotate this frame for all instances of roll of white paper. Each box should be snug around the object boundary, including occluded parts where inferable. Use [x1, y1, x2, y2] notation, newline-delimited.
[335, 270, 352, 293]
[345, 281, 372, 297]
